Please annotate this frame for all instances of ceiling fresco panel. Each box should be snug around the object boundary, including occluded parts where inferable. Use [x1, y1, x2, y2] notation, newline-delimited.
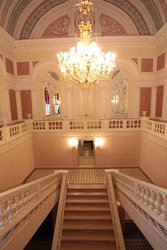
[141, 0, 163, 30]
[20, 0, 66, 39]
[104, 0, 150, 35]
[0, 0, 166, 39]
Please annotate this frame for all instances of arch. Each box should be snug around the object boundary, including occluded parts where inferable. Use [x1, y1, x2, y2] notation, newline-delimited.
[31, 61, 63, 119]
[111, 58, 139, 117]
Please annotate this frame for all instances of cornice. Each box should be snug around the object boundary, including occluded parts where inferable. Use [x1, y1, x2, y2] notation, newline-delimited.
[0, 24, 167, 51]
[0, 27, 16, 50]
[154, 23, 167, 46]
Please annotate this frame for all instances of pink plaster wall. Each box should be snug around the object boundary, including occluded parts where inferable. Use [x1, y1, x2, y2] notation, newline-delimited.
[33, 133, 140, 168]
[141, 58, 153, 72]
[140, 134, 167, 188]
[5, 57, 14, 75]
[0, 138, 34, 192]
[21, 90, 33, 119]
[95, 133, 141, 168]
[9, 89, 18, 120]
[140, 87, 151, 116]
[33, 136, 78, 168]
[155, 85, 164, 117]
[17, 62, 30, 76]
[157, 53, 165, 71]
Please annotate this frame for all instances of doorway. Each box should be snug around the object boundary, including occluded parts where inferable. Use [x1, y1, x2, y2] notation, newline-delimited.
[79, 140, 95, 167]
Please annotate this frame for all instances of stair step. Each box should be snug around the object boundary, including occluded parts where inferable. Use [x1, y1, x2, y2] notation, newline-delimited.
[64, 214, 112, 220]
[67, 192, 108, 197]
[66, 198, 109, 203]
[68, 184, 106, 189]
[63, 220, 113, 230]
[64, 210, 111, 217]
[65, 205, 110, 211]
[61, 241, 117, 250]
[62, 230, 115, 242]
[66, 202, 110, 207]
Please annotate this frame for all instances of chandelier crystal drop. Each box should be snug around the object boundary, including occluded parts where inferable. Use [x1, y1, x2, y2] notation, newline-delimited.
[57, 0, 116, 89]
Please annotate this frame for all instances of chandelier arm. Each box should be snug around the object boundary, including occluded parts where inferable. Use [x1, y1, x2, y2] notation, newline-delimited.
[65, 67, 81, 85]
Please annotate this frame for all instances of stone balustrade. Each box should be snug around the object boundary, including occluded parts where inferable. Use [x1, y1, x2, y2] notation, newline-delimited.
[112, 171, 167, 250]
[142, 118, 167, 138]
[32, 118, 141, 132]
[1, 118, 167, 146]
[0, 171, 62, 250]
[0, 120, 31, 145]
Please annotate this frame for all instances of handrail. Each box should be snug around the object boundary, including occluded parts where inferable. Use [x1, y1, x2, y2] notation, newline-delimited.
[52, 171, 68, 250]
[1, 118, 167, 146]
[142, 118, 167, 139]
[105, 171, 126, 250]
[0, 120, 31, 145]
[112, 171, 167, 249]
[32, 118, 141, 132]
[0, 171, 63, 250]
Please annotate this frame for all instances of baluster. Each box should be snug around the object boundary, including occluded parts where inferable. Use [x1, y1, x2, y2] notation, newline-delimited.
[0, 201, 8, 227]
[15, 194, 21, 215]
[134, 183, 140, 199]
[22, 191, 27, 209]
[8, 196, 17, 220]
[144, 188, 149, 206]
[140, 186, 145, 203]
[161, 195, 167, 220]
[154, 192, 161, 215]
[149, 190, 155, 210]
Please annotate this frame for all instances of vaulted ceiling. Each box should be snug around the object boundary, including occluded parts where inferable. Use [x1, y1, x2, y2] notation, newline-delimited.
[0, 0, 167, 40]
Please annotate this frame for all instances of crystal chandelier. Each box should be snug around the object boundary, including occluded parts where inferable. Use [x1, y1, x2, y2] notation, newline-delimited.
[57, 0, 116, 89]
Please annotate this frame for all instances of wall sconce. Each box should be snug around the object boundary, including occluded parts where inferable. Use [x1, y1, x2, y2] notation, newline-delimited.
[69, 138, 78, 148]
[94, 138, 104, 149]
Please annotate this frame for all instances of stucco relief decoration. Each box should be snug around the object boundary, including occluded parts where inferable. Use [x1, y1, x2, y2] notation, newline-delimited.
[100, 14, 126, 35]
[74, 10, 95, 35]
[42, 15, 70, 38]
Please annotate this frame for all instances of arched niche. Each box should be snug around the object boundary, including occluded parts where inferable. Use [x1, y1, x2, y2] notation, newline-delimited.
[110, 59, 139, 117]
[31, 61, 63, 119]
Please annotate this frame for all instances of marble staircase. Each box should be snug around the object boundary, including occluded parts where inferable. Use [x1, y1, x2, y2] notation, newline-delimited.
[60, 184, 117, 250]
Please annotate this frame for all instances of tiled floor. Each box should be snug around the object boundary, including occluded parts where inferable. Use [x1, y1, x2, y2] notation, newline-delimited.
[68, 169, 105, 184]
[24, 167, 152, 184]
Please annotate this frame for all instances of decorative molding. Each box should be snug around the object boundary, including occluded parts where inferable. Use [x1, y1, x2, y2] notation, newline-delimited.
[42, 15, 70, 38]
[100, 14, 127, 35]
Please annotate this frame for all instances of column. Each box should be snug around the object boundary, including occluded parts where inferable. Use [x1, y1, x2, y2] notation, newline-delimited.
[16, 90, 22, 120]
[151, 86, 156, 117]
[67, 84, 72, 119]
[162, 84, 167, 118]
[100, 82, 106, 119]
[134, 85, 140, 117]
[31, 89, 40, 119]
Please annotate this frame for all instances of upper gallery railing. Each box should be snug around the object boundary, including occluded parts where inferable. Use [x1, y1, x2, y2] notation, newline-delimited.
[1, 118, 167, 146]
[32, 118, 141, 132]
[112, 171, 167, 250]
[0, 120, 31, 146]
[0, 171, 63, 250]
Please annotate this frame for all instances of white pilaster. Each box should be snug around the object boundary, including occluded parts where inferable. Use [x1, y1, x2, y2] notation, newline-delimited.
[151, 86, 156, 117]
[67, 84, 72, 119]
[16, 90, 22, 120]
[162, 84, 167, 118]
[134, 85, 140, 117]
[100, 82, 106, 119]
[31, 89, 39, 119]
